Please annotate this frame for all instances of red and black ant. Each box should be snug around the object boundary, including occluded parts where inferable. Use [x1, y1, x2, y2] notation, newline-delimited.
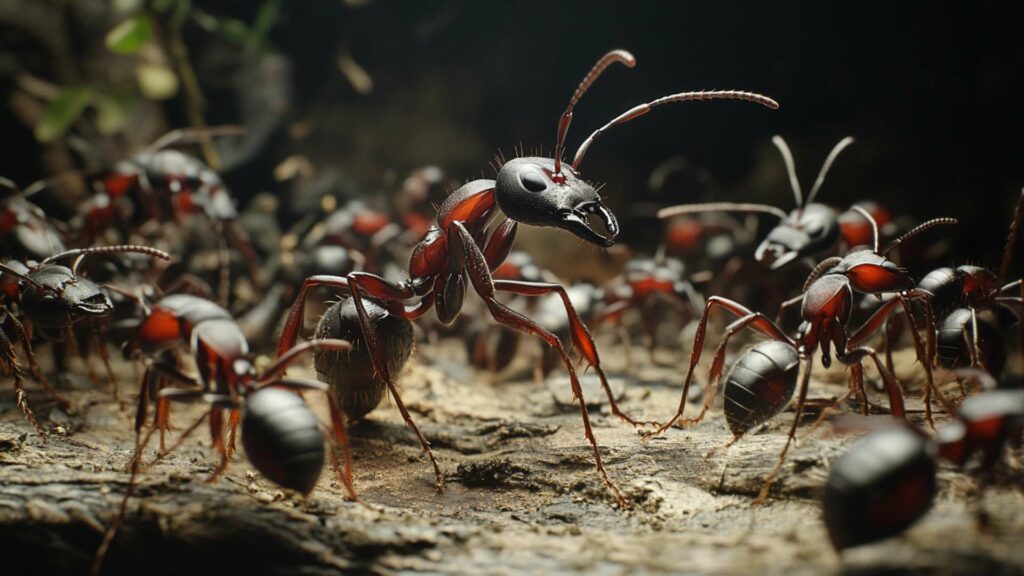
[823, 370, 1023, 551]
[917, 189, 1023, 377]
[0, 177, 66, 261]
[93, 307, 357, 574]
[644, 209, 956, 502]
[276, 49, 778, 505]
[596, 251, 704, 364]
[659, 136, 884, 270]
[34, 127, 259, 303]
[0, 245, 169, 436]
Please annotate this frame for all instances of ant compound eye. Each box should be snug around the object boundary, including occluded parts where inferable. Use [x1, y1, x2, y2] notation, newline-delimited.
[519, 169, 547, 193]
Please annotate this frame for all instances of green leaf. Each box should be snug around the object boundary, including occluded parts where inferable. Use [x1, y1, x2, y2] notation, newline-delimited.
[106, 15, 152, 54]
[95, 92, 134, 134]
[247, 0, 280, 53]
[136, 63, 180, 100]
[34, 87, 93, 143]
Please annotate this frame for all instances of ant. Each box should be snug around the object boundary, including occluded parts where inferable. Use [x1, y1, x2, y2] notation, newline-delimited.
[644, 209, 955, 502]
[659, 136, 881, 270]
[35, 127, 259, 303]
[0, 245, 169, 436]
[93, 327, 357, 575]
[0, 176, 66, 261]
[276, 49, 778, 505]
[597, 251, 704, 364]
[823, 369, 1022, 551]
[917, 188, 1023, 377]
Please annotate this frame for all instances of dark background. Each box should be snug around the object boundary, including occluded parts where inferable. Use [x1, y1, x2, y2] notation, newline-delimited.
[2, 0, 1022, 269]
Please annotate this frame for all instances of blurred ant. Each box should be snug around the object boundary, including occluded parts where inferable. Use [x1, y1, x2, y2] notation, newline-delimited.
[0, 176, 66, 261]
[645, 209, 956, 502]
[34, 127, 259, 304]
[823, 369, 1022, 551]
[277, 49, 778, 506]
[93, 325, 357, 575]
[0, 245, 169, 435]
[660, 136, 889, 270]
[918, 189, 1023, 377]
[597, 251, 704, 364]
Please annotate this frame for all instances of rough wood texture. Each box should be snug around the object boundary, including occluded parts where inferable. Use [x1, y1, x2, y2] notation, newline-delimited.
[1, 344, 1022, 575]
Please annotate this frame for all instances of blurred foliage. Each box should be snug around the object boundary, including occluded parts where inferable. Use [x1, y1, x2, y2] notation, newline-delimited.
[32, 0, 281, 143]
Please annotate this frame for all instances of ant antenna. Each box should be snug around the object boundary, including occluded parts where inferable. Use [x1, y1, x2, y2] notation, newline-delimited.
[805, 136, 855, 208]
[997, 188, 1024, 289]
[881, 217, 958, 257]
[553, 50, 636, 177]
[658, 202, 789, 221]
[0, 262, 44, 290]
[0, 176, 20, 202]
[574, 90, 779, 170]
[259, 339, 352, 385]
[771, 136, 803, 210]
[850, 205, 879, 253]
[145, 125, 246, 153]
[40, 245, 171, 275]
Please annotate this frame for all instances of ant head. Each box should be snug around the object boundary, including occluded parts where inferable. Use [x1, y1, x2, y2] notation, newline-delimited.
[955, 265, 996, 305]
[755, 204, 841, 270]
[21, 266, 112, 330]
[495, 157, 618, 247]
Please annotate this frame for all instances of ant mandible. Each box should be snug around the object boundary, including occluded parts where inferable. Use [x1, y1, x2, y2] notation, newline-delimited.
[277, 49, 779, 506]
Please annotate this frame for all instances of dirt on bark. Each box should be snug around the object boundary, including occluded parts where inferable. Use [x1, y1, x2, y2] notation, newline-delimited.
[1, 340, 1021, 576]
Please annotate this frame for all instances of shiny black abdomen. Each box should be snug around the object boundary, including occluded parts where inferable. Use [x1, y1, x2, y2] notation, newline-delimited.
[823, 426, 937, 550]
[723, 340, 800, 437]
[936, 308, 1005, 376]
[314, 296, 414, 420]
[242, 387, 325, 494]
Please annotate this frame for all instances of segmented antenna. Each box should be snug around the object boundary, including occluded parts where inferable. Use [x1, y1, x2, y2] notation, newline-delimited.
[573, 90, 779, 170]
[881, 217, 958, 257]
[803, 256, 843, 292]
[40, 245, 171, 275]
[997, 188, 1024, 288]
[658, 202, 789, 221]
[259, 339, 352, 385]
[805, 136, 855, 207]
[771, 136, 803, 210]
[553, 50, 636, 176]
[850, 205, 879, 253]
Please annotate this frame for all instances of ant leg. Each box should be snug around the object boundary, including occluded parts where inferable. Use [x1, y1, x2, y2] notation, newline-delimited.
[493, 279, 654, 427]
[66, 325, 100, 386]
[226, 409, 241, 458]
[206, 408, 229, 483]
[91, 424, 155, 576]
[452, 222, 627, 508]
[278, 275, 440, 490]
[7, 314, 69, 409]
[270, 375, 363, 503]
[91, 327, 120, 403]
[326, 397, 360, 502]
[647, 296, 792, 438]
[0, 327, 46, 437]
[839, 346, 905, 418]
[346, 276, 443, 493]
[754, 354, 813, 506]
[698, 312, 794, 428]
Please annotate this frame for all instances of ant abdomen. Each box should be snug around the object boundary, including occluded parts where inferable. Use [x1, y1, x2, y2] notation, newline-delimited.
[936, 308, 1005, 375]
[242, 387, 325, 495]
[314, 296, 414, 420]
[723, 340, 800, 437]
[823, 426, 937, 551]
